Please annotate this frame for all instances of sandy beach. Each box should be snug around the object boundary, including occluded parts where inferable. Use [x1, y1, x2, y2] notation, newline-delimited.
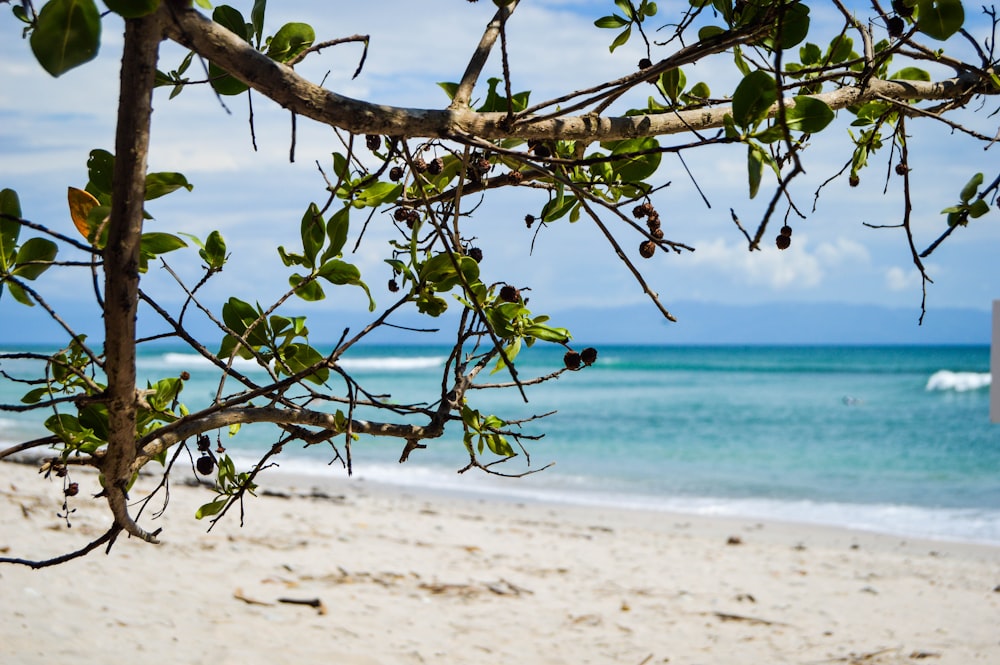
[1, 458, 998, 664]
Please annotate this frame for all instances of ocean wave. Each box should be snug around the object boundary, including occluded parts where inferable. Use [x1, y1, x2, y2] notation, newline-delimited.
[139, 352, 445, 373]
[225, 455, 1000, 546]
[925, 370, 991, 392]
[337, 356, 445, 371]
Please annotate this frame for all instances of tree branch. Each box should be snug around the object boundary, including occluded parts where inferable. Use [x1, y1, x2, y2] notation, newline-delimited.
[159, 1, 996, 144]
[131, 405, 451, 471]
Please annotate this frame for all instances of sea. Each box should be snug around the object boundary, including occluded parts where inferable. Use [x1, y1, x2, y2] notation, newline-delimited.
[1, 344, 997, 545]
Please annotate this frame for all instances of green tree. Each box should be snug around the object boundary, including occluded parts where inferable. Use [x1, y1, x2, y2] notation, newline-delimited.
[1, 0, 997, 566]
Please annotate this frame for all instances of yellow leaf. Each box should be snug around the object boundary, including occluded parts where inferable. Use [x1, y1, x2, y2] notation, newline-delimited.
[67, 186, 99, 238]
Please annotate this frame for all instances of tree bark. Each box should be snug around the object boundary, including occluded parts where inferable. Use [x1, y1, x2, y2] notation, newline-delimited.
[159, 1, 996, 143]
[102, 13, 163, 544]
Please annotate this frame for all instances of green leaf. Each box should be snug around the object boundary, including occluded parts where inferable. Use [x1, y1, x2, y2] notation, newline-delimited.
[279, 343, 329, 384]
[916, 0, 964, 40]
[299, 202, 325, 268]
[103, 0, 159, 18]
[221, 297, 259, 337]
[21, 387, 51, 405]
[213, 5, 249, 40]
[86, 149, 115, 197]
[354, 181, 403, 208]
[250, 0, 266, 46]
[609, 137, 662, 182]
[658, 68, 686, 103]
[437, 81, 460, 101]
[614, 0, 635, 20]
[139, 233, 187, 272]
[732, 70, 776, 129]
[0, 189, 22, 272]
[144, 172, 193, 200]
[799, 42, 821, 65]
[775, 3, 810, 48]
[968, 199, 990, 218]
[959, 172, 983, 203]
[209, 6, 250, 94]
[317, 259, 361, 285]
[320, 206, 350, 263]
[595, 14, 629, 29]
[688, 81, 710, 100]
[266, 22, 315, 62]
[609, 25, 632, 52]
[6, 281, 33, 306]
[140, 232, 187, 256]
[698, 25, 725, 41]
[783, 96, 834, 133]
[747, 144, 764, 199]
[208, 61, 249, 96]
[289, 273, 325, 302]
[29, 0, 101, 77]
[202, 230, 227, 269]
[195, 498, 228, 520]
[890, 67, 931, 82]
[12, 237, 57, 280]
[827, 35, 854, 63]
[540, 196, 578, 223]
[523, 323, 570, 344]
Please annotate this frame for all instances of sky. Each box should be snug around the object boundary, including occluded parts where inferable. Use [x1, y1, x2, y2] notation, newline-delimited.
[0, 0, 997, 346]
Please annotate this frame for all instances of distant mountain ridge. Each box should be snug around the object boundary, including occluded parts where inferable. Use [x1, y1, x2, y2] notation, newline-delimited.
[1, 300, 992, 346]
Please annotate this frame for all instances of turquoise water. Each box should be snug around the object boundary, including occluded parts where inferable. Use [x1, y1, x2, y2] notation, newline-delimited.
[2, 344, 997, 543]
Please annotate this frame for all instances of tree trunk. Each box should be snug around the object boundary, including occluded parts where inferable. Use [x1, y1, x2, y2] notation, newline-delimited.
[102, 13, 163, 543]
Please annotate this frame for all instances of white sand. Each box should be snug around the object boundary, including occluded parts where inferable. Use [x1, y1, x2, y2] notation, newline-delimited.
[1, 458, 998, 664]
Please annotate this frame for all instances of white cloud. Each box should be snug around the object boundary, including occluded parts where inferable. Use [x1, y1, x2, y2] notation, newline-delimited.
[885, 265, 923, 292]
[685, 234, 869, 291]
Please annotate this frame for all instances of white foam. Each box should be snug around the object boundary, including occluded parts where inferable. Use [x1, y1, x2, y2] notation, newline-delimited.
[225, 454, 1000, 546]
[142, 352, 445, 373]
[925, 370, 991, 392]
[338, 356, 445, 371]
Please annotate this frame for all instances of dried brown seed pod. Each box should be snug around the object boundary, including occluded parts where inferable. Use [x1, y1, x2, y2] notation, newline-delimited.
[196, 455, 215, 476]
[499, 285, 519, 302]
[887, 15, 904, 38]
[389, 166, 404, 181]
[849, 174, 860, 187]
[64, 482, 79, 497]
[638, 58, 652, 70]
[180, 371, 191, 381]
[394, 208, 409, 222]
[651, 228, 664, 240]
[388, 279, 399, 293]
[426, 157, 444, 175]
[580, 347, 598, 365]
[563, 351, 582, 370]
[779, 225, 792, 237]
[468, 247, 483, 262]
[365, 135, 381, 151]
[524, 214, 535, 228]
[776, 234, 791, 250]
[507, 170, 524, 185]
[639, 240, 656, 258]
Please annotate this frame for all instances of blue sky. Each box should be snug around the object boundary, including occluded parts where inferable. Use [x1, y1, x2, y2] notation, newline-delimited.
[1, 1, 997, 345]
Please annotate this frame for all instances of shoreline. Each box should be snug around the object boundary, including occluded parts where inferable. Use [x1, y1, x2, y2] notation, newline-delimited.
[2, 458, 999, 664]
